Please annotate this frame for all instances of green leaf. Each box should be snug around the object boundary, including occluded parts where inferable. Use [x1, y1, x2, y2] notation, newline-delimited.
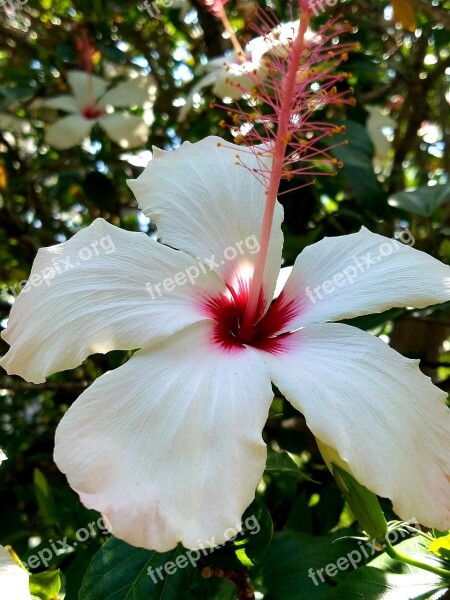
[78, 537, 196, 600]
[29, 570, 61, 600]
[333, 121, 375, 169]
[388, 184, 450, 217]
[259, 530, 368, 599]
[265, 447, 311, 480]
[342, 307, 405, 333]
[325, 566, 448, 599]
[184, 575, 237, 599]
[234, 498, 273, 567]
[199, 498, 273, 570]
[327, 535, 450, 597]
[370, 535, 450, 575]
[332, 464, 388, 541]
[286, 484, 346, 535]
[332, 120, 388, 213]
[33, 469, 58, 528]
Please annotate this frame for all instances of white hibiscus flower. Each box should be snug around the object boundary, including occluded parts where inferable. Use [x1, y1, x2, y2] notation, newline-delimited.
[1, 137, 449, 552]
[43, 70, 156, 150]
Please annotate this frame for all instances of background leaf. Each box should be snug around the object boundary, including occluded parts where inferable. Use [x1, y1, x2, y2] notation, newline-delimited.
[79, 537, 196, 600]
[388, 184, 450, 218]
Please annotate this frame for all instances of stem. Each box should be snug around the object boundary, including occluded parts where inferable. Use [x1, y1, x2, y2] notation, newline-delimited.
[239, 12, 311, 341]
[384, 539, 450, 579]
[217, 6, 246, 61]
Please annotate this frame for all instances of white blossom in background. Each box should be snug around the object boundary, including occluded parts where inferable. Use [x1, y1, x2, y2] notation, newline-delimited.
[42, 70, 157, 150]
[0, 113, 25, 135]
[0, 450, 6, 465]
[178, 20, 310, 121]
[365, 105, 396, 163]
[0, 546, 30, 600]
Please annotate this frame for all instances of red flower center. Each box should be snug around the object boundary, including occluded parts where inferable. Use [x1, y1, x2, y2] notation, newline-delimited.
[203, 276, 298, 354]
[82, 105, 103, 120]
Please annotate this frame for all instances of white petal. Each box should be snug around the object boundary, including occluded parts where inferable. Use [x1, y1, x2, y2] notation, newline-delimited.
[210, 61, 260, 100]
[0, 450, 6, 465]
[100, 113, 148, 148]
[177, 72, 220, 122]
[128, 137, 284, 312]
[98, 77, 157, 109]
[0, 218, 224, 384]
[262, 323, 450, 530]
[196, 51, 263, 101]
[274, 265, 293, 298]
[41, 95, 79, 114]
[45, 115, 93, 149]
[67, 70, 108, 108]
[277, 227, 450, 331]
[0, 114, 24, 134]
[249, 20, 300, 64]
[177, 55, 254, 122]
[0, 546, 30, 600]
[54, 321, 272, 551]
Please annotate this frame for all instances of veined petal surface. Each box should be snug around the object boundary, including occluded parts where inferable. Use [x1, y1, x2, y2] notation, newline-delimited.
[128, 137, 284, 312]
[262, 322, 450, 530]
[274, 227, 450, 331]
[54, 321, 272, 551]
[1, 219, 224, 383]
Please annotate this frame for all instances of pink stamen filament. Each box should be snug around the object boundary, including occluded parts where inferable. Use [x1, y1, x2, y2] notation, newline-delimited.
[216, 5, 247, 63]
[239, 10, 311, 342]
